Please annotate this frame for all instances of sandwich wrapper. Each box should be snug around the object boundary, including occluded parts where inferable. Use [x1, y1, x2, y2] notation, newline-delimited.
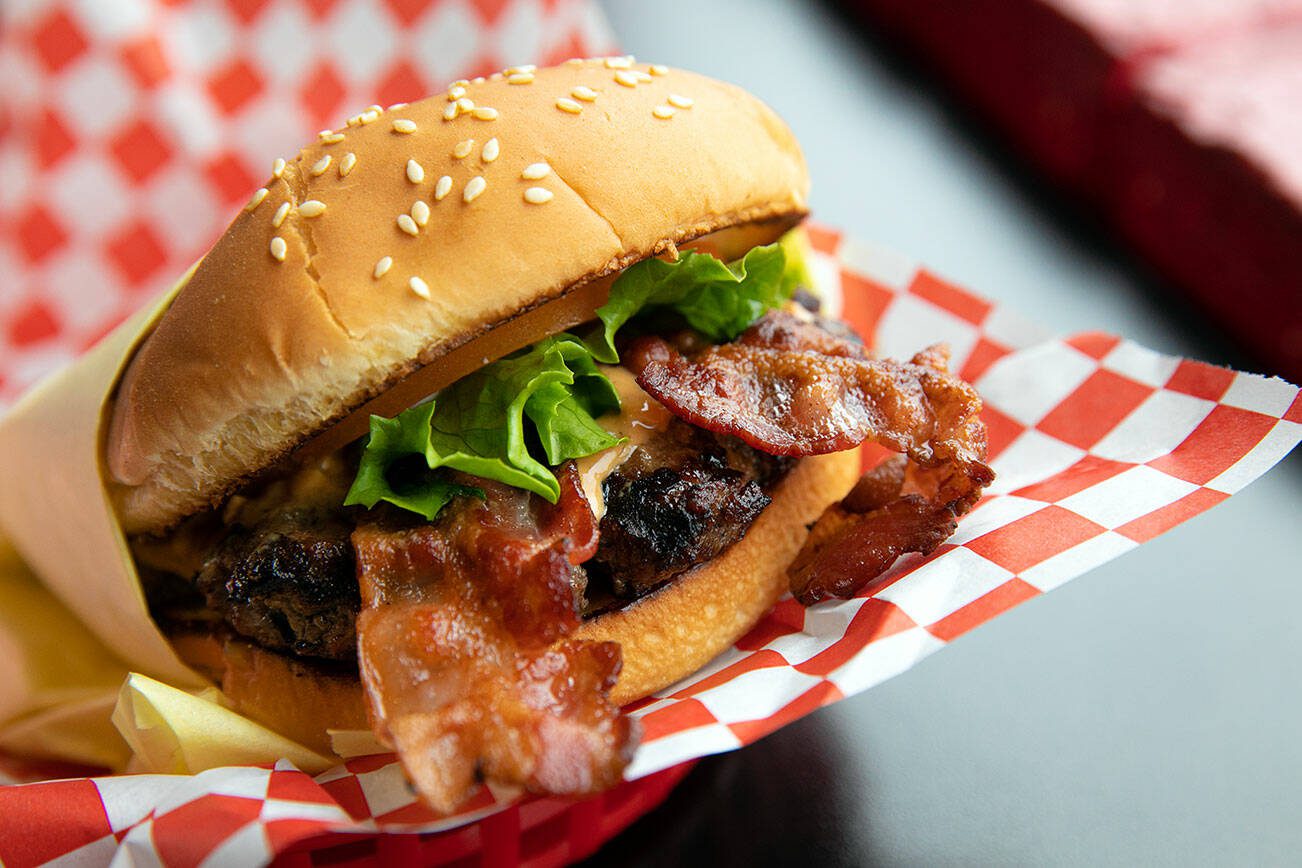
[0, 225, 1298, 864]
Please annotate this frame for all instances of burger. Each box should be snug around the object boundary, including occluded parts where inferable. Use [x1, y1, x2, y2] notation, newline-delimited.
[106, 59, 993, 812]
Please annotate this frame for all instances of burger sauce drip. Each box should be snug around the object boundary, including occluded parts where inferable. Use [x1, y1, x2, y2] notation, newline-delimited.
[351, 463, 636, 813]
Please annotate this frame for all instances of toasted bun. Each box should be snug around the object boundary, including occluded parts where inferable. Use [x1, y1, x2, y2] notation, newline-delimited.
[175, 450, 859, 754]
[106, 61, 809, 535]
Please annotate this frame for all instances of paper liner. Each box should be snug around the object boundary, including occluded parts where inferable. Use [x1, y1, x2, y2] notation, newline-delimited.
[0, 227, 1297, 864]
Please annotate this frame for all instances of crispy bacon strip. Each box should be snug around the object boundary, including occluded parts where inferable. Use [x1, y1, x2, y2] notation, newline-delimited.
[627, 311, 994, 603]
[352, 464, 635, 813]
[789, 457, 961, 603]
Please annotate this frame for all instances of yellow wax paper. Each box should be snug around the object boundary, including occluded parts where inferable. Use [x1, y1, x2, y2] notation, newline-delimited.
[0, 268, 337, 774]
[114, 674, 334, 774]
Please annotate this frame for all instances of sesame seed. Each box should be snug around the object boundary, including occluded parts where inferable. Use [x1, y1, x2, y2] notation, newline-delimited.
[443, 103, 458, 121]
[392, 119, 417, 134]
[482, 137, 500, 162]
[508, 72, 534, 84]
[359, 110, 379, 125]
[521, 162, 551, 180]
[447, 86, 466, 100]
[311, 154, 332, 176]
[650, 64, 668, 76]
[273, 201, 291, 228]
[653, 105, 676, 119]
[339, 152, 356, 177]
[397, 213, 419, 236]
[506, 64, 537, 75]
[323, 132, 345, 143]
[524, 187, 553, 204]
[367, 105, 383, 114]
[632, 70, 653, 83]
[411, 199, 430, 226]
[346, 115, 362, 127]
[270, 236, 287, 261]
[434, 175, 453, 201]
[472, 76, 485, 84]
[489, 72, 503, 81]
[245, 187, 268, 211]
[298, 199, 327, 217]
[457, 97, 475, 113]
[556, 97, 582, 114]
[463, 175, 486, 202]
[453, 139, 474, 159]
[409, 276, 431, 299]
[389, 102, 406, 110]
[605, 56, 632, 69]
[272, 158, 286, 178]
[374, 256, 393, 278]
[668, 93, 694, 109]
[473, 107, 498, 120]
[572, 85, 598, 102]
[452, 79, 469, 87]
[406, 159, 425, 184]
[318, 129, 331, 139]
[614, 70, 639, 88]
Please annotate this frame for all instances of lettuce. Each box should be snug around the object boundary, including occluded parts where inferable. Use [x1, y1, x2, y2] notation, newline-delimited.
[346, 236, 801, 520]
[777, 226, 814, 300]
[586, 242, 790, 363]
[343, 336, 621, 519]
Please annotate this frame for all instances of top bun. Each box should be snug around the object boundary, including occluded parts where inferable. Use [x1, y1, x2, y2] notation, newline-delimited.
[106, 60, 809, 534]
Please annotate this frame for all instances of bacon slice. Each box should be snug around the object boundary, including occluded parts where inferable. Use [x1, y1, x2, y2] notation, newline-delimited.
[352, 464, 634, 813]
[627, 311, 994, 603]
[789, 458, 962, 604]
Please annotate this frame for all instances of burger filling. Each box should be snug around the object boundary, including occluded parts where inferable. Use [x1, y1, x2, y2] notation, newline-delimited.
[133, 230, 995, 812]
[139, 237, 817, 664]
[141, 406, 794, 662]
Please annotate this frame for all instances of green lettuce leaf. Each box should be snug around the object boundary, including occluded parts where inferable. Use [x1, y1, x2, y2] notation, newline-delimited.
[343, 402, 485, 519]
[586, 242, 792, 363]
[343, 336, 623, 519]
[346, 234, 806, 520]
[778, 226, 815, 299]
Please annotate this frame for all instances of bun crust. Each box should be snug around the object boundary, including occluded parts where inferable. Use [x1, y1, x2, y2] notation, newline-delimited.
[106, 61, 809, 534]
[176, 450, 859, 754]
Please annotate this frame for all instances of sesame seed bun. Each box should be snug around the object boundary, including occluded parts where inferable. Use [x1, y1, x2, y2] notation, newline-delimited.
[174, 449, 859, 755]
[105, 60, 809, 535]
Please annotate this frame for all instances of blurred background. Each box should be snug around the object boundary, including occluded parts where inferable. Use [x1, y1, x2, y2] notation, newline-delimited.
[2, 0, 1299, 863]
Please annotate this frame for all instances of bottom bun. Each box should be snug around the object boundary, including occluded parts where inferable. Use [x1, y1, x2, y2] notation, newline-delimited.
[173, 449, 861, 755]
[574, 449, 859, 705]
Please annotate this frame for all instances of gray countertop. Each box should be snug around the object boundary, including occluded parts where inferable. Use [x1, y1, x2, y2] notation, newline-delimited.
[589, 1, 1302, 864]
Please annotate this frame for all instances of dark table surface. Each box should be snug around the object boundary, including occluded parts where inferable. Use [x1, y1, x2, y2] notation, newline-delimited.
[587, 1, 1302, 864]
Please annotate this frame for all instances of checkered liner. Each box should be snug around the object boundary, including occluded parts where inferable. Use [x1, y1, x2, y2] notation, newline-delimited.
[0, 226, 1297, 865]
[0, 0, 617, 405]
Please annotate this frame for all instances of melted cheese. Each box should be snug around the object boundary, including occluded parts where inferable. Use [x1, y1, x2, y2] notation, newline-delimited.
[574, 366, 672, 519]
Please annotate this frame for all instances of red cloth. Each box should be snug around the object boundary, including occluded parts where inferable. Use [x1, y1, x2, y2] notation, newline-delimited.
[848, 0, 1302, 381]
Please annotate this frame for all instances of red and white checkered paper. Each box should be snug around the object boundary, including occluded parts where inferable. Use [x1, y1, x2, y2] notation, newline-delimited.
[0, 227, 1297, 866]
[0, 0, 616, 405]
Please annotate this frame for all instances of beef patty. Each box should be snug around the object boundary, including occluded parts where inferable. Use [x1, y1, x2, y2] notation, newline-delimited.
[193, 510, 359, 661]
[146, 416, 791, 661]
[586, 420, 790, 607]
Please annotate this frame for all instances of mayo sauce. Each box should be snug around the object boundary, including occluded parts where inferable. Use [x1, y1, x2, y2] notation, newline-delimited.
[573, 366, 672, 519]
